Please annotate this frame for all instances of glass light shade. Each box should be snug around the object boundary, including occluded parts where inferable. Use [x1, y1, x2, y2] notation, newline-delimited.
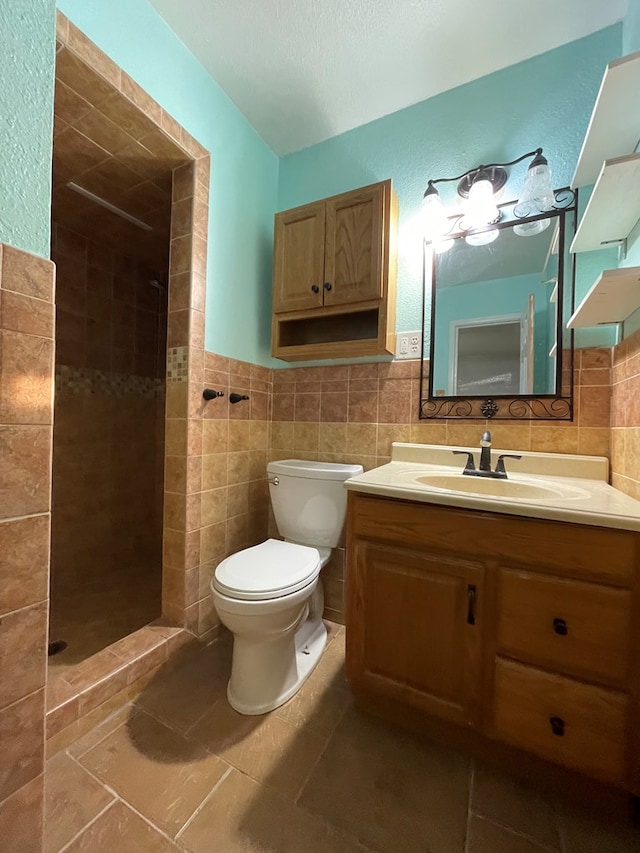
[465, 227, 499, 247]
[422, 190, 449, 241]
[465, 178, 499, 229]
[513, 160, 554, 236]
[513, 216, 551, 237]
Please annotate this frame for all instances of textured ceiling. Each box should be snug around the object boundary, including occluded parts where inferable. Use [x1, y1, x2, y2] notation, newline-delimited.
[148, 0, 627, 155]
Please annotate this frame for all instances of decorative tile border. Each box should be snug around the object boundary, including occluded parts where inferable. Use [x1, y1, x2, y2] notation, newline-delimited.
[55, 365, 163, 398]
[167, 346, 188, 382]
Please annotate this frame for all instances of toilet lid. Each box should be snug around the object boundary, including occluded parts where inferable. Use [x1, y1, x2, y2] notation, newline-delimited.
[213, 539, 321, 601]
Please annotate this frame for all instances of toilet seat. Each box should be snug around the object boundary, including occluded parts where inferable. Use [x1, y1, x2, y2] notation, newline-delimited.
[213, 539, 321, 601]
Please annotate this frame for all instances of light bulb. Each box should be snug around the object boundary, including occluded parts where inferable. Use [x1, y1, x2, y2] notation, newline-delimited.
[422, 186, 448, 241]
[465, 177, 499, 229]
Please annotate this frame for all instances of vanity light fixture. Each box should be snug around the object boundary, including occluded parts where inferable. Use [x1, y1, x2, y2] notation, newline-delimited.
[422, 148, 555, 246]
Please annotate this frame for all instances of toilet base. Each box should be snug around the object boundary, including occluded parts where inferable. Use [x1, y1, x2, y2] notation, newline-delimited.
[227, 616, 327, 715]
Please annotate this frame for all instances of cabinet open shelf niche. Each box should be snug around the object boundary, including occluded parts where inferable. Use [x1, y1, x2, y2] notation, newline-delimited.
[570, 153, 640, 254]
[570, 50, 640, 255]
[567, 266, 640, 329]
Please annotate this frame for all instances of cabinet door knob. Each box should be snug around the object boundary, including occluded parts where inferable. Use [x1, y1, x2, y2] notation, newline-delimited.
[553, 618, 568, 636]
[549, 716, 565, 737]
[311, 285, 320, 293]
[323, 282, 333, 291]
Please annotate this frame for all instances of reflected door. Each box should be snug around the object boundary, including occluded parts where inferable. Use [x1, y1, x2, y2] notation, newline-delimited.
[450, 309, 534, 396]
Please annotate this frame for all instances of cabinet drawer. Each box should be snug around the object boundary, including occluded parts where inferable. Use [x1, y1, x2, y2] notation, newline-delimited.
[493, 658, 628, 784]
[497, 570, 631, 685]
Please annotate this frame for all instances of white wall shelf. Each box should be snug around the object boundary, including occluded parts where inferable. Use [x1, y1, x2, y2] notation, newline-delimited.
[572, 50, 640, 188]
[567, 266, 640, 329]
[569, 153, 640, 253]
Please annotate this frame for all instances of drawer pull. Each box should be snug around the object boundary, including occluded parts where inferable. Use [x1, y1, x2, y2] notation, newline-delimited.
[553, 618, 568, 636]
[549, 716, 565, 737]
[467, 584, 477, 626]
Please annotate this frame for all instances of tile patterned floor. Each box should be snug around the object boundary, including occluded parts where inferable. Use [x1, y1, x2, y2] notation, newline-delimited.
[44, 624, 640, 853]
[49, 565, 162, 669]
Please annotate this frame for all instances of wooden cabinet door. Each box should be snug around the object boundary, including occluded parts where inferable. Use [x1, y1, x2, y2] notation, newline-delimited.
[347, 541, 484, 725]
[323, 183, 385, 307]
[273, 201, 325, 313]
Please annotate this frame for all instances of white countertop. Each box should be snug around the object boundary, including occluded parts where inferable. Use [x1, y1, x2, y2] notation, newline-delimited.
[344, 443, 640, 532]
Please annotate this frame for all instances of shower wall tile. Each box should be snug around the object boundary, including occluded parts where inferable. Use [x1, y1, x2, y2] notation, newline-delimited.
[0, 690, 45, 803]
[0, 515, 50, 614]
[611, 330, 640, 499]
[0, 774, 44, 853]
[50, 222, 166, 661]
[0, 290, 55, 338]
[0, 239, 54, 853]
[0, 602, 48, 709]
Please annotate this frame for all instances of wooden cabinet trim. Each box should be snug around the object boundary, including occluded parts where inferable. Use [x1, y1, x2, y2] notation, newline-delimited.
[350, 493, 636, 586]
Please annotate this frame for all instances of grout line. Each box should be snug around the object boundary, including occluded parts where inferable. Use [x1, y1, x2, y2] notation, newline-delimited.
[110, 794, 180, 846]
[65, 753, 180, 845]
[63, 706, 133, 760]
[57, 800, 117, 852]
[66, 752, 123, 801]
[467, 812, 562, 852]
[175, 764, 233, 839]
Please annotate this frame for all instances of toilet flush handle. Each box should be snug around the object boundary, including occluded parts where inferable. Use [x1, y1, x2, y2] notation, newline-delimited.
[267, 476, 279, 486]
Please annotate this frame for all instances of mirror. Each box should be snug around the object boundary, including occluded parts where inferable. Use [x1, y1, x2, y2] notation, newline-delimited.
[420, 194, 576, 420]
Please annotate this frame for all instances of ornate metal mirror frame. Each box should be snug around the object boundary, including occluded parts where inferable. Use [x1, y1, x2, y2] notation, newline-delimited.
[419, 190, 577, 420]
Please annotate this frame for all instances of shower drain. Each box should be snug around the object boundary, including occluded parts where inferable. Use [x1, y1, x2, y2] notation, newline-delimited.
[48, 640, 67, 657]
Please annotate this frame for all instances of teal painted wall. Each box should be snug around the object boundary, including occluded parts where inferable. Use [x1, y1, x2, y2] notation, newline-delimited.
[277, 26, 622, 366]
[0, 0, 56, 257]
[57, 0, 279, 366]
[624, 0, 640, 53]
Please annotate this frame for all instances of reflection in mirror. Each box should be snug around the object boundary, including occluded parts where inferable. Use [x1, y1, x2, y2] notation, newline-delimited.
[421, 195, 576, 420]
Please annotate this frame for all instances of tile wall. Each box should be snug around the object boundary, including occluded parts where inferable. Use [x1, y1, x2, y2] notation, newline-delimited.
[50, 223, 167, 663]
[611, 327, 640, 499]
[164, 351, 273, 639]
[268, 350, 612, 621]
[0, 244, 56, 851]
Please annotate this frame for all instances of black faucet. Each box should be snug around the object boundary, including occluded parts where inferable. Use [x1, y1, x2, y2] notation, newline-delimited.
[452, 430, 522, 479]
[479, 430, 492, 472]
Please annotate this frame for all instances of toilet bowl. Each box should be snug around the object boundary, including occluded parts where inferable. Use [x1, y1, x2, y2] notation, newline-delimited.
[211, 459, 362, 715]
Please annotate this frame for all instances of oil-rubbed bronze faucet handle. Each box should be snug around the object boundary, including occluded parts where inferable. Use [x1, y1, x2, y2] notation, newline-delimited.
[494, 454, 522, 476]
[452, 450, 476, 472]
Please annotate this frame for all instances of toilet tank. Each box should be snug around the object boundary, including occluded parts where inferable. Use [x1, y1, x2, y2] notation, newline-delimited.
[267, 459, 363, 548]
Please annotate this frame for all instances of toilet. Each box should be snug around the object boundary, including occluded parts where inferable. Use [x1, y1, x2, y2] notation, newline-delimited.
[210, 459, 363, 715]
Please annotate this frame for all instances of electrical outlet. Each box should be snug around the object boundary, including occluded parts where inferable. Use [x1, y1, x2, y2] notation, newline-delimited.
[395, 330, 422, 360]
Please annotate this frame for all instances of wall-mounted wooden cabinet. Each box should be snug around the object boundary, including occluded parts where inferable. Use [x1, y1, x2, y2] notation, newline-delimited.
[271, 180, 398, 361]
[347, 492, 640, 793]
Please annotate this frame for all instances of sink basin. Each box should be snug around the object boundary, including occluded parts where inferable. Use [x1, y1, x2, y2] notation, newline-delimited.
[412, 472, 590, 501]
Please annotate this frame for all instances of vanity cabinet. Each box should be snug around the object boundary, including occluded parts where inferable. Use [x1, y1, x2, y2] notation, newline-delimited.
[346, 492, 640, 792]
[271, 180, 397, 360]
